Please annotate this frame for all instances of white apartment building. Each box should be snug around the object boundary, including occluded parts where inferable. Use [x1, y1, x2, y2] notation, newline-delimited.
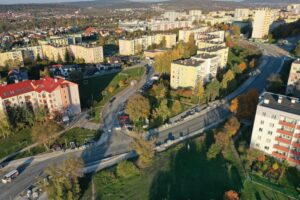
[287, 4, 300, 15]
[286, 60, 300, 97]
[234, 8, 251, 21]
[119, 34, 176, 56]
[197, 46, 229, 69]
[170, 59, 204, 89]
[250, 92, 300, 166]
[0, 51, 24, 67]
[191, 53, 219, 83]
[252, 8, 273, 39]
[0, 77, 81, 117]
[178, 27, 209, 43]
[148, 20, 193, 32]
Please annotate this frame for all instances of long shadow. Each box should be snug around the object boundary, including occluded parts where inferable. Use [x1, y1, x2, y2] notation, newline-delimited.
[149, 141, 243, 200]
[16, 157, 34, 174]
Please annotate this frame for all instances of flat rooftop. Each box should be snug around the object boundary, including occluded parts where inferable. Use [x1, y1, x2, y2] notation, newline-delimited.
[198, 46, 227, 52]
[260, 92, 300, 115]
[173, 59, 204, 67]
[192, 53, 217, 59]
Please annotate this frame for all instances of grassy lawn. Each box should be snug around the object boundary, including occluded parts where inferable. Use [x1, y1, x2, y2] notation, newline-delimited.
[77, 67, 144, 122]
[241, 181, 295, 200]
[0, 129, 32, 160]
[56, 127, 101, 147]
[81, 137, 243, 200]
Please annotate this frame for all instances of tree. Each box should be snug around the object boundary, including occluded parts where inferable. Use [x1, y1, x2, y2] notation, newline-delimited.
[159, 36, 166, 48]
[205, 79, 220, 102]
[232, 25, 241, 39]
[267, 73, 283, 93]
[187, 33, 198, 56]
[44, 156, 84, 200]
[130, 133, 155, 168]
[230, 98, 238, 113]
[150, 82, 167, 101]
[40, 67, 50, 78]
[64, 49, 70, 63]
[224, 116, 240, 137]
[31, 120, 61, 150]
[238, 62, 247, 73]
[34, 107, 48, 123]
[221, 70, 235, 90]
[234, 89, 259, 120]
[68, 71, 83, 82]
[153, 99, 171, 122]
[171, 100, 182, 115]
[57, 53, 63, 64]
[244, 148, 263, 170]
[116, 160, 139, 178]
[125, 94, 150, 122]
[0, 113, 11, 138]
[194, 80, 205, 104]
[294, 43, 300, 57]
[224, 190, 239, 200]
[6, 106, 34, 129]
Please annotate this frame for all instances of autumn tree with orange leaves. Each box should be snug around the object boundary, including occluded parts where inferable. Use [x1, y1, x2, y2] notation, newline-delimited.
[224, 190, 239, 200]
[230, 89, 259, 120]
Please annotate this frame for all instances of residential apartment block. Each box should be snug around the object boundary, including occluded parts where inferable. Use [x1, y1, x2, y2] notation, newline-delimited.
[41, 44, 103, 64]
[119, 34, 176, 56]
[197, 46, 229, 69]
[286, 60, 300, 97]
[234, 8, 251, 21]
[0, 51, 24, 67]
[252, 8, 273, 39]
[170, 53, 219, 89]
[250, 92, 300, 166]
[0, 77, 81, 117]
[170, 59, 204, 89]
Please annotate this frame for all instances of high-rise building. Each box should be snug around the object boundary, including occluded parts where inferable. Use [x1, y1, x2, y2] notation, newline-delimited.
[252, 8, 273, 39]
[197, 46, 229, 69]
[287, 4, 300, 15]
[250, 92, 300, 166]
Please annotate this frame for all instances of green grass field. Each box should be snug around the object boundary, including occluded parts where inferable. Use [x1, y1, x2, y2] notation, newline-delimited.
[80, 133, 297, 200]
[0, 129, 32, 160]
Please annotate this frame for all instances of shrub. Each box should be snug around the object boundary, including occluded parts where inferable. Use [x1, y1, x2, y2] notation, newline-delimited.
[116, 161, 140, 178]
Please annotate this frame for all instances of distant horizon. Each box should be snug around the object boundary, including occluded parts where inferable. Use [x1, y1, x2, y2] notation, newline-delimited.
[0, 0, 95, 5]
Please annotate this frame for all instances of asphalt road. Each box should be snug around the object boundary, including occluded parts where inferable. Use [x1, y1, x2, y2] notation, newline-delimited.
[151, 42, 289, 144]
[0, 43, 289, 199]
[0, 63, 153, 200]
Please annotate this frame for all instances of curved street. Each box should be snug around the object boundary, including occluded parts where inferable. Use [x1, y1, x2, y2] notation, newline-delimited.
[0, 42, 291, 200]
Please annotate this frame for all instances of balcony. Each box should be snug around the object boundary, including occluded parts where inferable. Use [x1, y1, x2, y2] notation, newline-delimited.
[292, 142, 300, 148]
[272, 152, 287, 160]
[279, 121, 296, 128]
[287, 157, 300, 165]
[277, 129, 294, 137]
[273, 144, 289, 153]
[275, 137, 292, 145]
[294, 133, 300, 139]
[290, 150, 300, 156]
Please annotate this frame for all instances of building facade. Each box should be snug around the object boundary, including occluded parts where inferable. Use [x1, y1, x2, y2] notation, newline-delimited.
[0, 51, 24, 67]
[286, 60, 300, 97]
[0, 77, 81, 117]
[250, 92, 300, 166]
[119, 34, 176, 56]
[197, 46, 229, 69]
[170, 59, 204, 89]
[252, 8, 273, 39]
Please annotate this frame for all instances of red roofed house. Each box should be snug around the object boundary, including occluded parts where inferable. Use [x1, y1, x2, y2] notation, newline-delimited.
[0, 77, 81, 117]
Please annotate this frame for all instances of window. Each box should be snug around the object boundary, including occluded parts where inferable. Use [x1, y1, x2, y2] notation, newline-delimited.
[269, 123, 274, 128]
[264, 146, 269, 150]
[258, 136, 262, 140]
[255, 143, 260, 148]
[259, 128, 263, 132]
[260, 120, 264, 125]
[262, 112, 266, 116]
[267, 131, 273, 135]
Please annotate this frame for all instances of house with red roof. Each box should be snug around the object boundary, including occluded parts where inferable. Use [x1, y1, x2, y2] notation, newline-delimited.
[0, 77, 81, 118]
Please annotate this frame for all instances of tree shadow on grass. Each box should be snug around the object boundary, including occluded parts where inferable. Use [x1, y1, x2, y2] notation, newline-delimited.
[149, 141, 243, 200]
